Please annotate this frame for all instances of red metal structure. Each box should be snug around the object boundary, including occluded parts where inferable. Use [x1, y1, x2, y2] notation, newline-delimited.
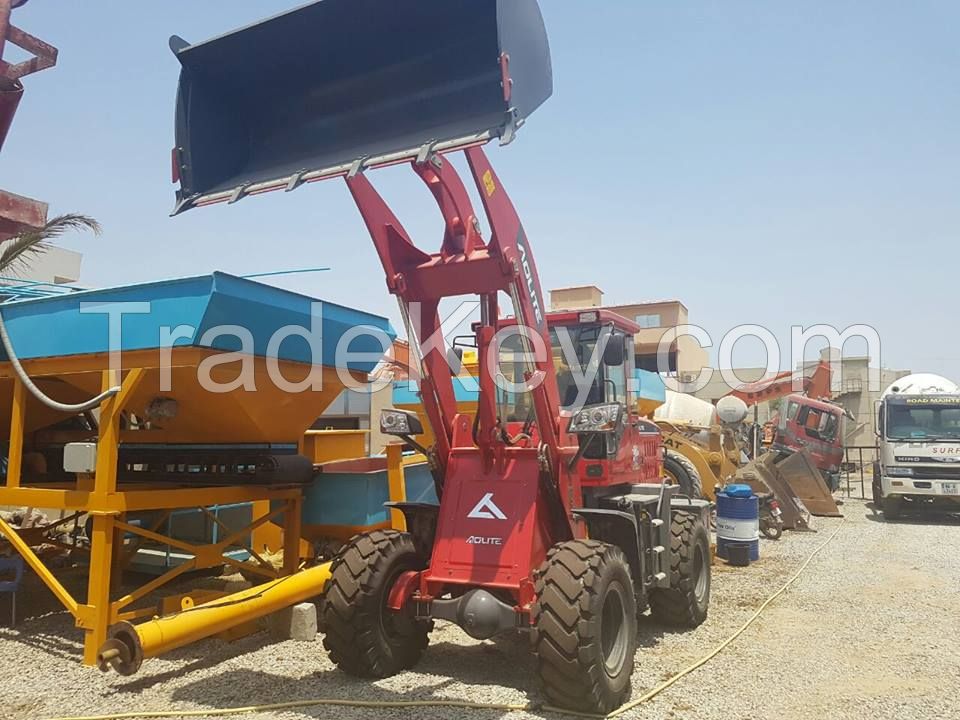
[171, 1, 712, 712]
[727, 359, 832, 406]
[729, 360, 846, 485]
[0, 0, 57, 241]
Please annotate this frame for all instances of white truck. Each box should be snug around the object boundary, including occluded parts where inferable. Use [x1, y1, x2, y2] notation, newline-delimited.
[873, 374, 960, 519]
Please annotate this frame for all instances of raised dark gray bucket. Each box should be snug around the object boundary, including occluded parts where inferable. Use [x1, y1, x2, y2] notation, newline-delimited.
[171, 0, 552, 212]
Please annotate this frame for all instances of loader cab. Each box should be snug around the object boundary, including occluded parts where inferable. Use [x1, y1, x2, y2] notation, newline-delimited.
[549, 313, 634, 414]
[496, 310, 635, 420]
[496, 310, 661, 485]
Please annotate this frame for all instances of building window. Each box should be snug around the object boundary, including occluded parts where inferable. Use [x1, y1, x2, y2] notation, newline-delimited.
[636, 352, 676, 374]
[634, 313, 661, 329]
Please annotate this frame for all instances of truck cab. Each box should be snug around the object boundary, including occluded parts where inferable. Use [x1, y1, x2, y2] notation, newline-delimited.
[874, 378, 960, 518]
[772, 395, 846, 489]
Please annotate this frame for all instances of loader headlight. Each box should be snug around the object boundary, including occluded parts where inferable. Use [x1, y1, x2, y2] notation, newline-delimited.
[568, 403, 623, 434]
[380, 409, 424, 437]
[885, 466, 914, 477]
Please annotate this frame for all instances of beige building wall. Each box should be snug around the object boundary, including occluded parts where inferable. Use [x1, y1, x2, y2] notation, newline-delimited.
[1, 247, 82, 285]
[550, 285, 604, 310]
[549, 288, 709, 380]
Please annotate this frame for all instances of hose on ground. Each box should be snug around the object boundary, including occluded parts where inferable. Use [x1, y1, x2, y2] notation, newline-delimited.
[0, 307, 120, 413]
[45, 519, 846, 720]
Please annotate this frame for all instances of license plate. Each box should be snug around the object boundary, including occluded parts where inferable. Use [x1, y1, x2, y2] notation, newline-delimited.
[942, 482, 959, 495]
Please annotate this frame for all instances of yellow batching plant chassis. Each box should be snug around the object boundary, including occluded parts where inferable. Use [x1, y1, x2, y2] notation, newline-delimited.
[0, 365, 305, 667]
[0, 273, 396, 668]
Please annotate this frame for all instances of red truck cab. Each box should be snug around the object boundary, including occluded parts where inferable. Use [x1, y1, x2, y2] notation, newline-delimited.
[772, 395, 846, 488]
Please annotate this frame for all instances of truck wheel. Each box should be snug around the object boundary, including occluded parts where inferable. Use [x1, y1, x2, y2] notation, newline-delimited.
[649, 512, 710, 627]
[663, 450, 703, 499]
[882, 496, 903, 521]
[872, 477, 883, 507]
[532, 540, 637, 714]
[322, 530, 430, 677]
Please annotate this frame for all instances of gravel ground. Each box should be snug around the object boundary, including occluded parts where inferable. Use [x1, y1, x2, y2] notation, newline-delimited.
[3, 498, 959, 720]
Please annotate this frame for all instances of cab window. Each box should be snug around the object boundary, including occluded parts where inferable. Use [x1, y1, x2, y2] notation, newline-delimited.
[795, 405, 838, 442]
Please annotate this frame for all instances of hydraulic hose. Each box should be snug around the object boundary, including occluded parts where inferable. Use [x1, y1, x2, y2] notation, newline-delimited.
[0, 307, 120, 413]
[45, 519, 846, 720]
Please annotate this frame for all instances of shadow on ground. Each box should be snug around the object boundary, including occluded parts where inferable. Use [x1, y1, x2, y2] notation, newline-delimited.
[862, 501, 960, 526]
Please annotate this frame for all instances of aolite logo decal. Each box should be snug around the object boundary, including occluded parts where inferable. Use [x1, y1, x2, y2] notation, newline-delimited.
[468, 492, 507, 520]
[517, 230, 544, 327]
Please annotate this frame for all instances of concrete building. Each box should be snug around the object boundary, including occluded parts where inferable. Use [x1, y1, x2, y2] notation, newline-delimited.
[549, 285, 709, 380]
[694, 366, 775, 420]
[0, 246, 83, 286]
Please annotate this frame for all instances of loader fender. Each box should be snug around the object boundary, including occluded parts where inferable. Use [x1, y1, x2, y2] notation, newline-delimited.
[572, 508, 641, 581]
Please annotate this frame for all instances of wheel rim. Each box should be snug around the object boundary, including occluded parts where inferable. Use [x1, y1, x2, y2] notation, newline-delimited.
[600, 581, 629, 676]
[692, 543, 707, 602]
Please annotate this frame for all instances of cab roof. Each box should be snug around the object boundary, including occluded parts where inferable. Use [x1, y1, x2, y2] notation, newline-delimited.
[545, 309, 641, 334]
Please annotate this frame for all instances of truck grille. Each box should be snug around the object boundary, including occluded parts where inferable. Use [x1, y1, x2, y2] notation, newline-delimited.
[911, 466, 960, 480]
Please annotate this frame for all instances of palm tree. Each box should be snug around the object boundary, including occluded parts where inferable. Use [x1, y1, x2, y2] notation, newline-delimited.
[0, 213, 101, 277]
[0, 213, 113, 414]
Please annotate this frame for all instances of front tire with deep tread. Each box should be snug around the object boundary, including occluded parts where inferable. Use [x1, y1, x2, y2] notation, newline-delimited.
[322, 530, 429, 678]
[532, 540, 637, 714]
[649, 511, 710, 627]
[663, 449, 704, 498]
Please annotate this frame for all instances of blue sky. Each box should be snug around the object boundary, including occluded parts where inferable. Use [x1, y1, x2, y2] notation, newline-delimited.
[2, 1, 958, 377]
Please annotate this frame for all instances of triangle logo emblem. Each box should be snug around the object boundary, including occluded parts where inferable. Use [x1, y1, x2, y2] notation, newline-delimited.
[467, 492, 507, 520]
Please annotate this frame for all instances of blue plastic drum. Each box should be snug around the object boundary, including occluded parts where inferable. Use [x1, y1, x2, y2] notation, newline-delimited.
[716, 484, 760, 562]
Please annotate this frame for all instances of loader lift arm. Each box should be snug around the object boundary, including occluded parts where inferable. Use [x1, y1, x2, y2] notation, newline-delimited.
[345, 146, 566, 521]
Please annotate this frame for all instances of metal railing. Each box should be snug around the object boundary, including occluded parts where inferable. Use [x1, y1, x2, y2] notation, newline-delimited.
[841, 445, 875, 499]
[0, 276, 86, 301]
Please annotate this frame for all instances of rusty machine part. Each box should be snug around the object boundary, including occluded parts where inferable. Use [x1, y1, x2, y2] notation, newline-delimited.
[0, 0, 57, 240]
[771, 449, 841, 518]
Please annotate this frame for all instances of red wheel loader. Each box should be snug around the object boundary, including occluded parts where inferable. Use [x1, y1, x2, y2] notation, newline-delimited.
[170, 0, 711, 711]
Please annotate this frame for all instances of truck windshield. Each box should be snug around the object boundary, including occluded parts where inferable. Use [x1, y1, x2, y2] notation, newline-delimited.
[886, 401, 960, 440]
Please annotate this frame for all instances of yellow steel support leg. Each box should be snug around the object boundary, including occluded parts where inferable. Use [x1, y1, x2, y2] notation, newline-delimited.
[0, 516, 79, 617]
[386, 444, 407, 531]
[250, 500, 283, 553]
[282, 497, 302, 576]
[82, 369, 146, 666]
[6, 377, 25, 489]
[84, 513, 117, 666]
[111, 515, 126, 594]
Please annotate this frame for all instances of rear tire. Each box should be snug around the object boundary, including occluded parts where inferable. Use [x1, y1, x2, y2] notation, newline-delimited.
[663, 450, 703, 499]
[882, 496, 903, 521]
[322, 530, 430, 677]
[532, 540, 637, 714]
[650, 512, 710, 627]
[760, 517, 783, 540]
